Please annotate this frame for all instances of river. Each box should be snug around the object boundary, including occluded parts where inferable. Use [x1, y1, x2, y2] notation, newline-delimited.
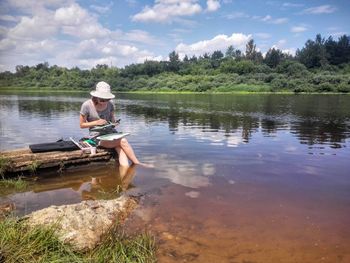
[1, 93, 350, 262]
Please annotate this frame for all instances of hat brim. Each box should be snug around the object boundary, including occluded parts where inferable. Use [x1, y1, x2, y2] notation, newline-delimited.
[90, 90, 115, 99]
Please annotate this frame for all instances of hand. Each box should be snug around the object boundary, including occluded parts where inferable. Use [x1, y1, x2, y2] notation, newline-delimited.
[95, 119, 107, 126]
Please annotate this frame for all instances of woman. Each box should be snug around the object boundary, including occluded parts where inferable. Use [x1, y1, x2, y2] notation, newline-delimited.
[80, 81, 142, 167]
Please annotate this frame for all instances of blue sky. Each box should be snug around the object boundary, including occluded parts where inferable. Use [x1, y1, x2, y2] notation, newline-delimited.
[0, 0, 349, 72]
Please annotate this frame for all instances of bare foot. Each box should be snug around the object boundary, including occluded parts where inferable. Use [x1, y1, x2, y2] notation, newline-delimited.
[137, 162, 155, 168]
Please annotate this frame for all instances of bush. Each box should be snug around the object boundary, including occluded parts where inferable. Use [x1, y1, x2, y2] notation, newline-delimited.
[315, 83, 334, 92]
[293, 84, 314, 93]
[336, 83, 350, 93]
[219, 60, 256, 75]
[271, 78, 289, 91]
[255, 64, 272, 74]
[276, 60, 308, 77]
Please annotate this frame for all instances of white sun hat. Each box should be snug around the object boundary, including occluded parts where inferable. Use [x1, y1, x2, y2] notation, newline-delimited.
[90, 81, 115, 99]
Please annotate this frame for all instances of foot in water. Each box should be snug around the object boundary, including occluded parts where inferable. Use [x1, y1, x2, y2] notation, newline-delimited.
[137, 162, 155, 168]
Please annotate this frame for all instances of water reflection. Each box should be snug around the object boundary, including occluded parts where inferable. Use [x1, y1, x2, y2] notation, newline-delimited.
[0, 163, 137, 215]
[1, 94, 349, 151]
[1, 93, 350, 262]
[118, 94, 350, 148]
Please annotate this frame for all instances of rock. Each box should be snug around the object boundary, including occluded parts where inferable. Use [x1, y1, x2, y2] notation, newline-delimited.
[25, 195, 138, 251]
[0, 203, 15, 218]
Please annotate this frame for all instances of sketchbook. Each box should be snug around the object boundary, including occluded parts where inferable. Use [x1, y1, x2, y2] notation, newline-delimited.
[96, 132, 130, 141]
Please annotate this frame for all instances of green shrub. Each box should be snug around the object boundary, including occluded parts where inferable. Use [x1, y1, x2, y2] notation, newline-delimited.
[276, 60, 309, 77]
[315, 83, 335, 92]
[271, 78, 288, 90]
[336, 83, 350, 93]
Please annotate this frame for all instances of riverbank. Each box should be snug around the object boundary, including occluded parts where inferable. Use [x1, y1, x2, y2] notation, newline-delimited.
[0, 195, 156, 262]
[0, 86, 349, 94]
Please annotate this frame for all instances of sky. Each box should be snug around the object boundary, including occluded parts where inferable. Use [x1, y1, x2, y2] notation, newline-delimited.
[0, 0, 349, 72]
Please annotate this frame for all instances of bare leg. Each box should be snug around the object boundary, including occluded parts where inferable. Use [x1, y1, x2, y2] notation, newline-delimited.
[118, 138, 141, 164]
[119, 165, 136, 190]
[116, 147, 129, 166]
[100, 138, 140, 165]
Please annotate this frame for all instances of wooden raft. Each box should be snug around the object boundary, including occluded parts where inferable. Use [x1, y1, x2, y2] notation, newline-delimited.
[0, 148, 113, 175]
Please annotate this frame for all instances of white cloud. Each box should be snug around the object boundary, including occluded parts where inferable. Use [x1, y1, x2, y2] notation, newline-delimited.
[54, 3, 91, 26]
[224, 11, 250, 19]
[0, 38, 16, 51]
[4, 0, 74, 15]
[123, 30, 159, 45]
[271, 18, 288, 24]
[90, 3, 112, 14]
[225, 12, 287, 24]
[327, 27, 347, 37]
[54, 4, 111, 38]
[10, 14, 58, 39]
[291, 26, 307, 33]
[282, 2, 304, 8]
[277, 39, 287, 46]
[0, 1, 163, 71]
[261, 15, 272, 22]
[269, 39, 295, 55]
[301, 5, 337, 14]
[0, 26, 8, 38]
[175, 33, 251, 58]
[132, 0, 202, 23]
[255, 33, 271, 39]
[206, 0, 220, 12]
[0, 14, 19, 22]
[329, 32, 348, 37]
[260, 15, 288, 24]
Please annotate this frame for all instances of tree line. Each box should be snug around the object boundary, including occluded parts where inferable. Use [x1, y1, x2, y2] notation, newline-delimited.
[0, 34, 349, 93]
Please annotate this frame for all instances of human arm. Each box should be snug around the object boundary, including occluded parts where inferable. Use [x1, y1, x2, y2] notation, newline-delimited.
[80, 114, 107, 129]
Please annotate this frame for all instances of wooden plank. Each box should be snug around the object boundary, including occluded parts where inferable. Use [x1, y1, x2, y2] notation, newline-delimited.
[0, 148, 113, 175]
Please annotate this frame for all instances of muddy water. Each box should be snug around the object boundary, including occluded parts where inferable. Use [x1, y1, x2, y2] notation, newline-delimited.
[1, 93, 350, 262]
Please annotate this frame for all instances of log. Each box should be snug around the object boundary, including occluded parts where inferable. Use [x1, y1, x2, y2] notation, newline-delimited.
[0, 148, 113, 176]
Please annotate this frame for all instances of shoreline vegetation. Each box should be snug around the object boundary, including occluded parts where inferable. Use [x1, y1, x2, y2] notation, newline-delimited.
[0, 34, 349, 94]
[0, 216, 156, 263]
[1, 87, 350, 95]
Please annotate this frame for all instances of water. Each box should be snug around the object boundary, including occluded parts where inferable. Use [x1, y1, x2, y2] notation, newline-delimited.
[1, 93, 350, 262]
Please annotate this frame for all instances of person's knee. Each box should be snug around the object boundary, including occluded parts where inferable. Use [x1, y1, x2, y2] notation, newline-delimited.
[120, 138, 128, 148]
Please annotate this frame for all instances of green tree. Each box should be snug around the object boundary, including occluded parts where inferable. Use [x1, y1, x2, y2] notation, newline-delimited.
[211, 50, 224, 60]
[211, 50, 224, 68]
[325, 35, 350, 65]
[245, 39, 263, 63]
[168, 51, 180, 72]
[235, 49, 243, 61]
[225, 45, 235, 58]
[296, 34, 328, 68]
[245, 39, 256, 60]
[264, 48, 284, 68]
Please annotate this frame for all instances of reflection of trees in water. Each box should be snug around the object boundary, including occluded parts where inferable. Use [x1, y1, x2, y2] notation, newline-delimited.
[18, 100, 80, 119]
[125, 104, 260, 143]
[7, 93, 349, 148]
[122, 94, 350, 147]
[291, 120, 349, 147]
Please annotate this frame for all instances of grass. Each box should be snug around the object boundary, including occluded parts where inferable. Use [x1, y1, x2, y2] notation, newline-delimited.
[0, 157, 12, 177]
[0, 217, 82, 263]
[94, 185, 123, 200]
[0, 216, 157, 263]
[89, 223, 156, 263]
[0, 177, 28, 196]
[27, 160, 41, 174]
